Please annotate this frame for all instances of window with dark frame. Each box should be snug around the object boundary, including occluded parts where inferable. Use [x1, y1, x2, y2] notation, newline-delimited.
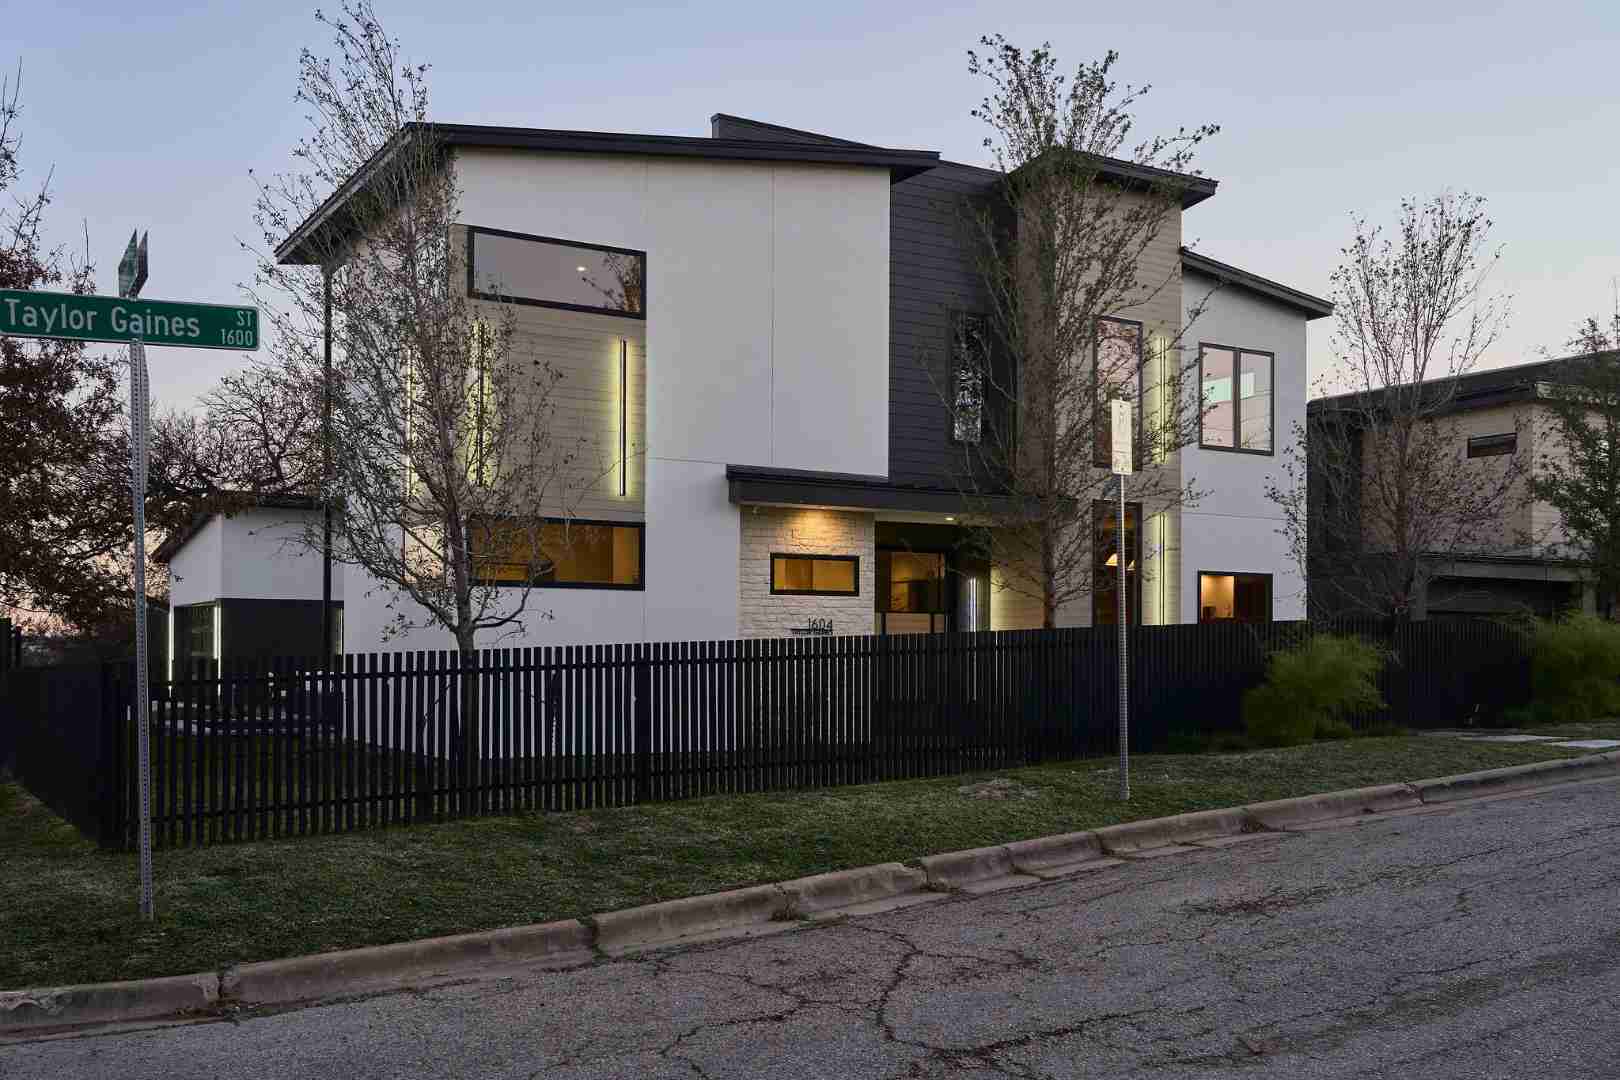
[1466, 432, 1517, 458]
[174, 603, 217, 671]
[1197, 572, 1272, 623]
[1092, 500, 1142, 626]
[1093, 317, 1144, 469]
[950, 311, 988, 445]
[1199, 345, 1274, 453]
[468, 227, 645, 318]
[770, 554, 860, 597]
[469, 517, 644, 589]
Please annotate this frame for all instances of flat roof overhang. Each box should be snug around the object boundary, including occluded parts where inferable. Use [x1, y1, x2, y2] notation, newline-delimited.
[726, 464, 1027, 517]
[276, 122, 941, 265]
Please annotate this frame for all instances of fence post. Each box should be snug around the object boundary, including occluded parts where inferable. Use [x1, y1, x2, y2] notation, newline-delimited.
[101, 662, 129, 849]
[634, 648, 651, 804]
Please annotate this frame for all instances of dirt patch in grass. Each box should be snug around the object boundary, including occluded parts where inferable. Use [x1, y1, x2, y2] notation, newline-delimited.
[0, 735, 1599, 989]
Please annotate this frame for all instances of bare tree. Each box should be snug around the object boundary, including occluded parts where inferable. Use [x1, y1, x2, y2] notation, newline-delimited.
[1531, 310, 1620, 618]
[1269, 192, 1524, 622]
[243, 2, 580, 791]
[938, 38, 1217, 628]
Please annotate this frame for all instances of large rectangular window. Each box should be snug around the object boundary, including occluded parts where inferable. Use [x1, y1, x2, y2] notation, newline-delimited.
[1200, 345, 1274, 453]
[1198, 572, 1272, 623]
[470, 518, 644, 589]
[468, 227, 645, 318]
[1093, 501, 1142, 626]
[771, 554, 859, 596]
[1094, 317, 1144, 469]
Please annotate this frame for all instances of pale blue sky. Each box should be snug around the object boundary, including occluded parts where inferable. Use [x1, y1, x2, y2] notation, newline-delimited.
[6, 0, 1618, 407]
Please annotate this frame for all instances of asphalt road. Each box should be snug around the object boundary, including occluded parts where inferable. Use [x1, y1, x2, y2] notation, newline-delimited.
[5, 777, 1618, 1080]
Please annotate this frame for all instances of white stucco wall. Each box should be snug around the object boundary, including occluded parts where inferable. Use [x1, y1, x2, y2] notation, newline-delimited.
[454, 149, 893, 642]
[1180, 270, 1312, 621]
[166, 517, 224, 608]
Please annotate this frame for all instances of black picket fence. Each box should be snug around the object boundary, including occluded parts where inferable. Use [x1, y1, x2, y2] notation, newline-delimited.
[0, 619, 1533, 850]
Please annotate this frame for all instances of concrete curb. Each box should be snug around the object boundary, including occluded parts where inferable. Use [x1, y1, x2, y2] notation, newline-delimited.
[1095, 807, 1249, 855]
[1243, 784, 1421, 829]
[0, 972, 219, 1032]
[779, 863, 929, 916]
[1005, 831, 1105, 874]
[223, 919, 593, 1007]
[591, 884, 791, 955]
[7, 751, 1617, 1034]
[1410, 750, 1620, 804]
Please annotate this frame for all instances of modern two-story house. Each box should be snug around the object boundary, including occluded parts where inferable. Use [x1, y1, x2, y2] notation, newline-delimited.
[155, 112, 1330, 666]
[1308, 356, 1605, 620]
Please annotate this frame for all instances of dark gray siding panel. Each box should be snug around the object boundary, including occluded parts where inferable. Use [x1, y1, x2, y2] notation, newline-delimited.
[888, 163, 998, 487]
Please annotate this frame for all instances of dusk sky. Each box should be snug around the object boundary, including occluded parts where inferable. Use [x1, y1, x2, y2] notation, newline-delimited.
[6, 0, 1618, 408]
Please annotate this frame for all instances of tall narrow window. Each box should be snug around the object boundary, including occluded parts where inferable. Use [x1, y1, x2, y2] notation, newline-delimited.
[1094, 318, 1144, 468]
[1200, 345, 1273, 453]
[951, 312, 987, 444]
[1093, 500, 1142, 626]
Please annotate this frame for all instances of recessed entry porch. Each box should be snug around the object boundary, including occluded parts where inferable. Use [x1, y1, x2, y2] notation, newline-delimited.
[727, 464, 1028, 636]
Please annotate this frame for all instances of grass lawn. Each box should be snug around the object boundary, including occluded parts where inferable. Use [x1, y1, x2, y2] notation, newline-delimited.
[3, 728, 1615, 990]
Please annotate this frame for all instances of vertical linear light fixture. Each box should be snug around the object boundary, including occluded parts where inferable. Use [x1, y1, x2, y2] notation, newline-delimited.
[619, 338, 629, 497]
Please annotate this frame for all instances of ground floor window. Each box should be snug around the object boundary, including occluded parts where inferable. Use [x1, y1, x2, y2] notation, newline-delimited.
[470, 518, 644, 588]
[876, 549, 948, 634]
[173, 603, 217, 673]
[771, 553, 859, 596]
[1093, 501, 1142, 626]
[1198, 572, 1272, 623]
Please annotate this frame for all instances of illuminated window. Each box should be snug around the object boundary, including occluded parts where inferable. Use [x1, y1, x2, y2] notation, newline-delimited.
[770, 554, 859, 596]
[469, 227, 645, 318]
[1093, 501, 1142, 626]
[1093, 317, 1144, 468]
[1198, 572, 1271, 622]
[470, 518, 643, 589]
[951, 312, 987, 444]
[1200, 345, 1273, 453]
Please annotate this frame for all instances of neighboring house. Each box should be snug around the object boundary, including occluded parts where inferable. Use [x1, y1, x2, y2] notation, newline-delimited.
[156, 112, 1330, 663]
[1307, 357, 1597, 620]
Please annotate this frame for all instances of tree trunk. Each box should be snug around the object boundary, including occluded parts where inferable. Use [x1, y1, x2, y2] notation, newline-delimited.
[456, 626, 479, 816]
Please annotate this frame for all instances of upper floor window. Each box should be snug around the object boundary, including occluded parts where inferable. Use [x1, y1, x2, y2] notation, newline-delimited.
[468, 227, 645, 318]
[951, 311, 988, 445]
[1466, 432, 1516, 458]
[470, 517, 644, 589]
[1200, 345, 1273, 453]
[1093, 317, 1144, 469]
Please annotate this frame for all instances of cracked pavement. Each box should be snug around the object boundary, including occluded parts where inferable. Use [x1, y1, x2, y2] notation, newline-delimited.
[4, 777, 1618, 1079]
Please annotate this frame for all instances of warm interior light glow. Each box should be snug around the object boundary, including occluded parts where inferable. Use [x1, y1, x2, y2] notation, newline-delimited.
[945, 516, 955, 522]
[576, 266, 587, 273]
[618, 339, 628, 497]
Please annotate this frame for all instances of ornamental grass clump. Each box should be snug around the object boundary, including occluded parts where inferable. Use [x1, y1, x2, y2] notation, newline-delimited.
[1243, 634, 1385, 747]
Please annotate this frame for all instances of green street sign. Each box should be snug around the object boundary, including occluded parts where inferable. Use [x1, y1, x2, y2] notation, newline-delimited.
[0, 288, 258, 350]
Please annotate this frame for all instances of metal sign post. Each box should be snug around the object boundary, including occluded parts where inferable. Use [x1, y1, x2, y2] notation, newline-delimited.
[119, 231, 155, 920]
[1110, 398, 1133, 802]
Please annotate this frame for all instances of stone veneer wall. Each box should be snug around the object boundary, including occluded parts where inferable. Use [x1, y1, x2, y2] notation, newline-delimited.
[738, 507, 876, 639]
